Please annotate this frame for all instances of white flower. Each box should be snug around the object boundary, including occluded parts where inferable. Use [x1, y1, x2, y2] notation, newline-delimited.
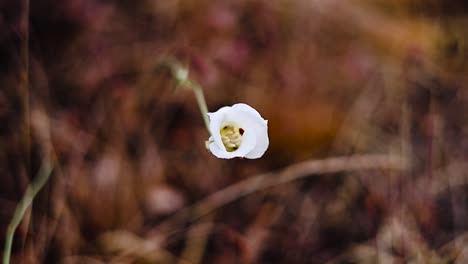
[207, 103, 269, 159]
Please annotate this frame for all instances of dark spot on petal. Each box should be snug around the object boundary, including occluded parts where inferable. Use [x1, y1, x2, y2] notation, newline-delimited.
[239, 128, 244, 135]
[223, 126, 228, 130]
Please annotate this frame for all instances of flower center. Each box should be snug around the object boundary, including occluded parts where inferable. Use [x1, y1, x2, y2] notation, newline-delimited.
[220, 125, 245, 152]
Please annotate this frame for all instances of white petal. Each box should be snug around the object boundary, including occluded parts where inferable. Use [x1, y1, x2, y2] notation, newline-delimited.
[244, 120, 269, 159]
[207, 106, 230, 152]
[208, 140, 232, 159]
[225, 107, 259, 130]
[231, 103, 263, 119]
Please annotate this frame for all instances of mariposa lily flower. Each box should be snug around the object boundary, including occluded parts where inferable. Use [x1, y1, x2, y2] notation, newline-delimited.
[207, 103, 269, 159]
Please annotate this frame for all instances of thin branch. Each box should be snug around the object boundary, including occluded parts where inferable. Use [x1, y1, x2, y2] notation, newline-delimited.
[196, 154, 406, 218]
[159, 154, 408, 234]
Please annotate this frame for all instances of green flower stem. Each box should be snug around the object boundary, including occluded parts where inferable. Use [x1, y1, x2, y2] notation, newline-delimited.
[164, 58, 211, 135]
[184, 79, 211, 135]
[3, 161, 53, 264]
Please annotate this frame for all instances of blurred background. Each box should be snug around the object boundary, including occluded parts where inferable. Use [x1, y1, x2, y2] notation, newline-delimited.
[1, 0, 468, 263]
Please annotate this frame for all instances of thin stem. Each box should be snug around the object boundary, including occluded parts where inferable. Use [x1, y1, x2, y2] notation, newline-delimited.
[3, 161, 53, 264]
[162, 57, 211, 135]
[185, 80, 210, 134]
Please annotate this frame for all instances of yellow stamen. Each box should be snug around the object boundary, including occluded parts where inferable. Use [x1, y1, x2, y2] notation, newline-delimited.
[220, 125, 244, 152]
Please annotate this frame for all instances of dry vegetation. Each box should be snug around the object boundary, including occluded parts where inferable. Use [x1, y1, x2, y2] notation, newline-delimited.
[1, 0, 468, 263]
